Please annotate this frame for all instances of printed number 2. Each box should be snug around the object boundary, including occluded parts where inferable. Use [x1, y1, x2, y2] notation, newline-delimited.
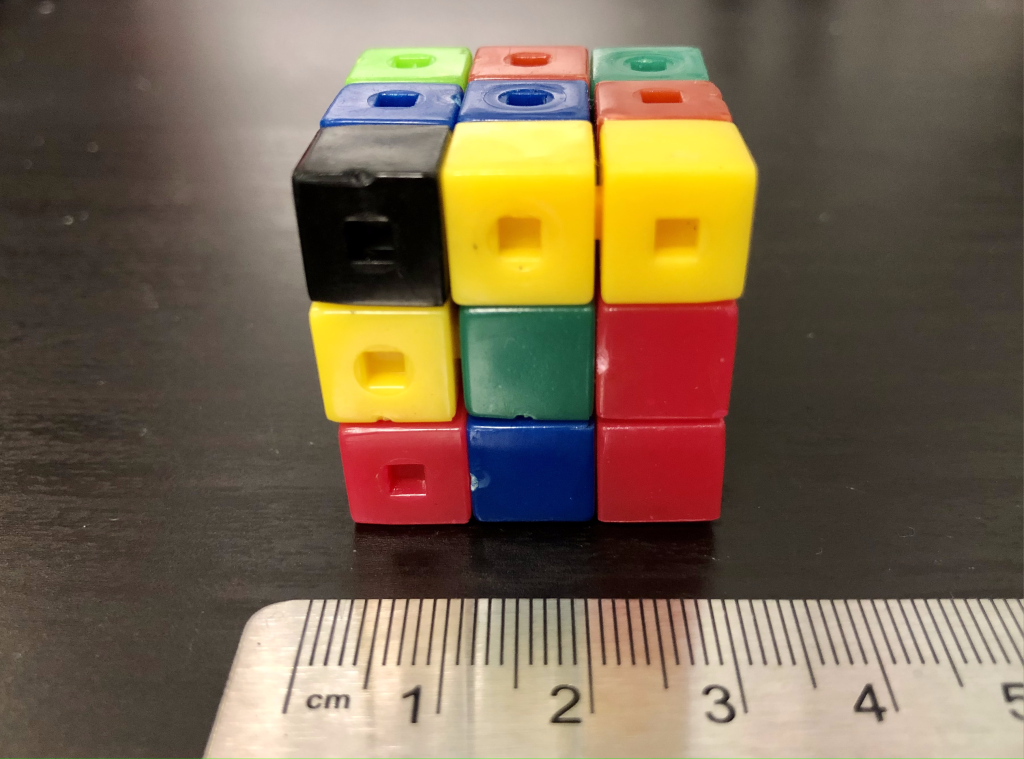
[550, 685, 582, 724]
[702, 685, 736, 723]
[854, 684, 887, 723]
[1003, 683, 1023, 721]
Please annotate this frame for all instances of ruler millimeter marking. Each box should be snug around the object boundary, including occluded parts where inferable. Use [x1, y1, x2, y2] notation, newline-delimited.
[207, 598, 1024, 758]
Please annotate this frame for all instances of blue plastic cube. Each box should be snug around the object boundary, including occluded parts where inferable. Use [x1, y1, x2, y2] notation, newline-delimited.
[466, 416, 595, 522]
[457, 79, 589, 123]
[321, 83, 463, 129]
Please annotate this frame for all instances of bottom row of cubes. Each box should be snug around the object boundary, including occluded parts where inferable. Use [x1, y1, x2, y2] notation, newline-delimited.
[338, 404, 725, 524]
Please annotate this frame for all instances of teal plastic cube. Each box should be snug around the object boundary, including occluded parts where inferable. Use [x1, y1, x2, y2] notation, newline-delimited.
[346, 47, 473, 89]
[591, 47, 708, 84]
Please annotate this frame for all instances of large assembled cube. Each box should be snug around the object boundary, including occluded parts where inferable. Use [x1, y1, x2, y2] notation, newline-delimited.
[600, 120, 757, 304]
[469, 46, 589, 81]
[461, 304, 594, 420]
[591, 46, 708, 84]
[338, 403, 472, 524]
[293, 125, 452, 306]
[321, 83, 463, 129]
[441, 120, 596, 305]
[309, 301, 458, 423]
[345, 47, 473, 88]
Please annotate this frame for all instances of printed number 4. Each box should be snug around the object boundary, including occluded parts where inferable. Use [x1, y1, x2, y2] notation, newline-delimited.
[854, 684, 887, 723]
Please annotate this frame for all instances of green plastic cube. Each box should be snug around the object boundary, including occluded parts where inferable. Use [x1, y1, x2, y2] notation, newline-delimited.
[345, 47, 473, 88]
[591, 47, 708, 84]
[460, 305, 595, 421]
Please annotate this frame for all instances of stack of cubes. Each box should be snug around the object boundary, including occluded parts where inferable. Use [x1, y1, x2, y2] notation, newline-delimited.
[293, 46, 756, 526]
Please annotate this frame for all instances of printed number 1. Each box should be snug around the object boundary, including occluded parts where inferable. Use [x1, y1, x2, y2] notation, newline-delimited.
[403, 685, 421, 724]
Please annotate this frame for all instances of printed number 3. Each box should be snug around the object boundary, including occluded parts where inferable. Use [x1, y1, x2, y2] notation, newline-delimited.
[702, 684, 736, 723]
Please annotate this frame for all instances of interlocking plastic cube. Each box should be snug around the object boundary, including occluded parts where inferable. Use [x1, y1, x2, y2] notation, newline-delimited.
[321, 83, 463, 128]
[441, 120, 596, 305]
[457, 80, 589, 122]
[469, 46, 589, 81]
[345, 47, 473, 88]
[600, 120, 757, 303]
[591, 46, 708, 84]
[594, 80, 731, 130]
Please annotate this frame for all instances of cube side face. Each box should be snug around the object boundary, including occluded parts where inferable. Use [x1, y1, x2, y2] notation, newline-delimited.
[345, 47, 473, 88]
[321, 83, 463, 128]
[338, 408, 471, 524]
[596, 300, 737, 419]
[442, 121, 596, 305]
[594, 80, 731, 129]
[461, 305, 595, 420]
[469, 46, 589, 81]
[600, 120, 757, 304]
[458, 80, 590, 122]
[596, 419, 724, 522]
[309, 302, 458, 423]
[467, 417, 596, 522]
[592, 47, 708, 84]
[293, 126, 451, 306]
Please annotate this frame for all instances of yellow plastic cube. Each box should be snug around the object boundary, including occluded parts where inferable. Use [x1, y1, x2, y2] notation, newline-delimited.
[441, 121, 596, 305]
[600, 120, 757, 304]
[309, 301, 458, 423]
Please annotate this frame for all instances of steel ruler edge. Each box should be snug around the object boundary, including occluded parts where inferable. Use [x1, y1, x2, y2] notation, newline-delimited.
[205, 598, 1024, 758]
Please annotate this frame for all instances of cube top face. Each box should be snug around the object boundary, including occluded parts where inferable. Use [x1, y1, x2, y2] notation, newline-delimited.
[441, 121, 596, 305]
[309, 301, 457, 423]
[467, 416, 595, 522]
[345, 47, 473, 88]
[594, 80, 731, 129]
[457, 80, 590, 122]
[469, 46, 589, 81]
[321, 83, 463, 129]
[461, 304, 595, 420]
[293, 126, 451, 306]
[599, 120, 757, 304]
[591, 47, 708, 84]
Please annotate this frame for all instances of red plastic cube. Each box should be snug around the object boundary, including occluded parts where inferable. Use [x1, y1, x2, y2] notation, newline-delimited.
[468, 46, 589, 81]
[337, 403, 471, 524]
[596, 298, 738, 420]
[594, 80, 732, 130]
[597, 419, 725, 522]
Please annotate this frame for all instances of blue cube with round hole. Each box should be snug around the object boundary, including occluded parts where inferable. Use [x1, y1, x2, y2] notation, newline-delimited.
[456, 79, 590, 123]
[321, 83, 463, 129]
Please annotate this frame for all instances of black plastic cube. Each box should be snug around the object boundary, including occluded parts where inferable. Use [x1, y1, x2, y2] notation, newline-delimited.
[292, 125, 451, 306]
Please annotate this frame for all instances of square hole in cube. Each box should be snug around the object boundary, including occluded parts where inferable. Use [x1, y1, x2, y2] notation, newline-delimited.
[497, 216, 542, 258]
[355, 351, 408, 394]
[654, 218, 700, 258]
[508, 51, 552, 67]
[343, 217, 396, 274]
[639, 88, 683, 104]
[372, 90, 421, 108]
[384, 463, 427, 496]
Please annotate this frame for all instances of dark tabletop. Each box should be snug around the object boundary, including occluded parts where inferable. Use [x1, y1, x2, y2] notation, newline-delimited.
[0, 1, 1021, 755]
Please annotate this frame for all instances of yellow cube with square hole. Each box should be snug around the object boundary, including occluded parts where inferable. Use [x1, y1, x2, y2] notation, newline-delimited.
[600, 120, 757, 304]
[441, 121, 596, 305]
[309, 301, 458, 423]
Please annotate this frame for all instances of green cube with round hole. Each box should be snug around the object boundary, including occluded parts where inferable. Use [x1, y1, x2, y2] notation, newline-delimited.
[346, 47, 473, 89]
[591, 47, 708, 85]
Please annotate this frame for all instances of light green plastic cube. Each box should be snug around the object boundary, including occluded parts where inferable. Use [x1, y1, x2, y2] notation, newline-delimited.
[345, 47, 473, 89]
[591, 47, 708, 84]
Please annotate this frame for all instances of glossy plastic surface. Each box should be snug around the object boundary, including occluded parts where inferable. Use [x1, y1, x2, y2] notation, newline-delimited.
[461, 304, 594, 420]
[293, 125, 451, 306]
[469, 46, 589, 81]
[321, 83, 463, 128]
[457, 80, 589, 122]
[345, 47, 472, 88]
[597, 419, 725, 522]
[591, 47, 708, 84]
[600, 120, 757, 304]
[596, 298, 737, 420]
[467, 416, 595, 522]
[337, 402, 471, 524]
[441, 120, 596, 305]
[309, 300, 458, 423]
[594, 80, 731, 129]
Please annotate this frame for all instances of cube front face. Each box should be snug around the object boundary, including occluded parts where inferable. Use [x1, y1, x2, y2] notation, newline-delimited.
[591, 47, 708, 84]
[338, 406, 471, 524]
[600, 120, 757, 304]
[596, 299, 736, 420]
[294, 126, 452, 306]
[458, 80, 590, 122]
[467, 417, 595, 522]
[309, 301, 458, 423]
[345, 47, 473, 88]
[441, 121, 596, 305]
[594, 80, 731, 129]
[469, 46, 589, 81]
[321, 83, 463, 128]
[461, 305, 595, 420]
[597, 419, 725, 522]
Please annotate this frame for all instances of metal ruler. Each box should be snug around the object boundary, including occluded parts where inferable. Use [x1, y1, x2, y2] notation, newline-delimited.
[206, 598, 1024, 758]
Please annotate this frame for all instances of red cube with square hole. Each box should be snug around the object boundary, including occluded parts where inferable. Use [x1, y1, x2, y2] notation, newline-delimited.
[469, 46, 589, 81]
[596, 297, 737, 420]
[594, 80, 731, 130]
[337, 402, 471, 524]
[597, 418, 725, 522]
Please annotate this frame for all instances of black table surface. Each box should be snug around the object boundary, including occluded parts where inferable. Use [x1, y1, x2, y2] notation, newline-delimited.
[1, 1, 1021, 755]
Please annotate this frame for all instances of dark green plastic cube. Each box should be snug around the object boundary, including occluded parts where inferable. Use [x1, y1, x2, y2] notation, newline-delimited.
[591, 47, 708, 84]
[460, 305, 595, 421]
